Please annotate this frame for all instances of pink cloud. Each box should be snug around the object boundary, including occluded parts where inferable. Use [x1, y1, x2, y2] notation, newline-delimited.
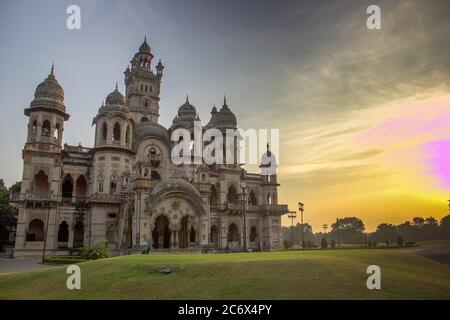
[424, 140, 450, 188]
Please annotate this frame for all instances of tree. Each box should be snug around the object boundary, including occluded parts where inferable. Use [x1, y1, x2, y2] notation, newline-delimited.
[397, 236, 404, 246]
[330, 239, 336, 248]
[440, 215, 450, 239]
[320, 237, 328, 249]
[330, 217, 365, 244]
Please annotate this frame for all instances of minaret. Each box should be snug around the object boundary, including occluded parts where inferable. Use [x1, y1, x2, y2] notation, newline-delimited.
[124, 37, 164, 124]
[24, 64, 69, 149]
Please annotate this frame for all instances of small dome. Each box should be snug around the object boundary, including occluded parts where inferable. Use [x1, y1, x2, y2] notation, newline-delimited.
[207, 97, 236, 129]
[171, 95, 198, 130]
[28, 65, 67, 114]
[34, 66, 64, 102]
[105, 85, 125, 106]
[139, 37, 151, 53]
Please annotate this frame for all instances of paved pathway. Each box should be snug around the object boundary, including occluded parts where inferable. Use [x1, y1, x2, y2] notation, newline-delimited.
[0, 259, 60, 275]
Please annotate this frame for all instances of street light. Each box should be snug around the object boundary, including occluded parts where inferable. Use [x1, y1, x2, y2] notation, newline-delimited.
[287, 211, 297, 246]
[41, 203, 53, 264]
[298, 202, 304, 249]
[240, 179, 247, 252]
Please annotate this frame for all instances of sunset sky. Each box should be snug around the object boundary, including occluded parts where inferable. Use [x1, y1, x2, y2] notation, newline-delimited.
[0, 0, 449, 232]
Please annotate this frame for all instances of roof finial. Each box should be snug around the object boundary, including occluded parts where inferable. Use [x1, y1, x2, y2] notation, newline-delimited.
[115, 81, 118, 90]
[144, 35, 147, 43]
[267, 142, 270, 152]
[186, 93, 189, 103]
[50, 62, 54, 75]
[224, 95, 227, 105]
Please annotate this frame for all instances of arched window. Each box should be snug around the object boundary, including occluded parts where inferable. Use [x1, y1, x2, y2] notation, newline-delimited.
[249, 190, 257, 205]
[58, 221, 69, 242]
[33, 171, 49, 193]
[76, 175, 87, 198]
[31, 120, 38, 132]
[141, 84, 144, 91]
[149, 147, 161, 167]
[62, 174, 74, 200]
[267, 194, 272, 205]
[151, 171, 161, 181]
[210, 185, 218, 206]
[27, 219, 45, 241]
[227, 185, 237, 204]
[41, 120, 51, 137]
[250, 226, 258, 242]
[141, 117, 149, 123]
[144, 101, 148, 108]
[228, 223, 239, 242]
[53, 123, 60, 142]
[113, 123, 121, 143]
[101, 122, 107, 141]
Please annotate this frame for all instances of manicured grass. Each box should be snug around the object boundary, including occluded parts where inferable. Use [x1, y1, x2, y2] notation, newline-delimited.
[1, 242, 449, 299]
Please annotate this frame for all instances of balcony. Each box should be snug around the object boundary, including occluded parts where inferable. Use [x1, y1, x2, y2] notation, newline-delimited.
[10, 192, 58, 203]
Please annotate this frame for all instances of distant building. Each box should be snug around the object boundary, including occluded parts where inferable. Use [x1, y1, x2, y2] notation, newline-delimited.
[11, 39, 288, 257]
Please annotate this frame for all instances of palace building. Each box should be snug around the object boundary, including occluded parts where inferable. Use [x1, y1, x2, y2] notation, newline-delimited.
[11, 39, 288, 257]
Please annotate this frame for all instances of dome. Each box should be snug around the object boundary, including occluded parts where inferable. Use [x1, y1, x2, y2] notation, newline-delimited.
[171, 96, 198, 130]
[105, 85, 125, 106]
[132, 122, 171, 151]
[28, 65, 67, 114]
[207, 97, 237, 129]
[34, 72, 64, 101]
[139, 37, 151, 53]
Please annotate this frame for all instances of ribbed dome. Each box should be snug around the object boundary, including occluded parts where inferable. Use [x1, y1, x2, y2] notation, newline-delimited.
[207, 97, 237, 129]
[171, 96, 198, 130]
[139, 37, 151, 53]
[28, 65, 67, 114]
[105, 85, 125, 106]
[33, 67, 64, 102]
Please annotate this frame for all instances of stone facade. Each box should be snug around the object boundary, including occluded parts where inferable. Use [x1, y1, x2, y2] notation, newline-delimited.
[11, 39, 288, 257]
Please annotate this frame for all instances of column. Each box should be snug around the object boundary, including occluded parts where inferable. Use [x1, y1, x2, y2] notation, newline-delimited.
[68, 223, 74, 249]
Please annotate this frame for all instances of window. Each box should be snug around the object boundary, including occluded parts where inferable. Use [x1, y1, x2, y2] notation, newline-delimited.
[41, 120, 51, 137]
[113, 123, 121, 143]
[98, 182, 104, 193]
[249, 190, 257, 205]
[27, 219, 45, 241]
[141, 117, 149, 122]
[144, 101, 148, 108]
[101, 122, 107, 141]
[227, 185, 237, 204]
[110, 182, 117, 193]
[33, 171, 49, 193]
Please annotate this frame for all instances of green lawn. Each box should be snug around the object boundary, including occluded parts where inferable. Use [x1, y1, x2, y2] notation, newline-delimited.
[1, 242, 450, 299]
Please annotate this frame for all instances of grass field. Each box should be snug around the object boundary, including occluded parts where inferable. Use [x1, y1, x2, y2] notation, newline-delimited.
[1, 240, 449, 300]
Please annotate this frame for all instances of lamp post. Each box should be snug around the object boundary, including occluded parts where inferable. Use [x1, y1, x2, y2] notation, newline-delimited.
[287, 211, 297, 246]
[240, 179, 247, 252]
[323, 224, 328, 237]
[298, 202, 304, 249]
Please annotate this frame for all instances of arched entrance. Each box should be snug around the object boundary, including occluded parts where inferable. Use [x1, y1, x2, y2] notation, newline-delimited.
[152, 215, 171, 249]
[228, 223, 240, 248]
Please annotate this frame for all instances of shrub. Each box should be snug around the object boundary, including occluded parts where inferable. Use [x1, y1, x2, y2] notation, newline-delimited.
[283, 240, 293, 249]
[320, 237, 328, 249]
[397, 236, 404, 246]
[79, 244, 110, 260]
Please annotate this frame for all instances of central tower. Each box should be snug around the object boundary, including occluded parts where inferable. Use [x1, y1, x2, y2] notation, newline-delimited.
[124, 37, 164, 124]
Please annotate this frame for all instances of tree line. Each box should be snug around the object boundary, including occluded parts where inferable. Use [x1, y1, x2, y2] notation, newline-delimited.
[282, 215, 450, 247]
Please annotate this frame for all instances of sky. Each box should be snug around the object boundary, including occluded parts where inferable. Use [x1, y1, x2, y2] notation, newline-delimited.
[0, 0, 449, 232]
